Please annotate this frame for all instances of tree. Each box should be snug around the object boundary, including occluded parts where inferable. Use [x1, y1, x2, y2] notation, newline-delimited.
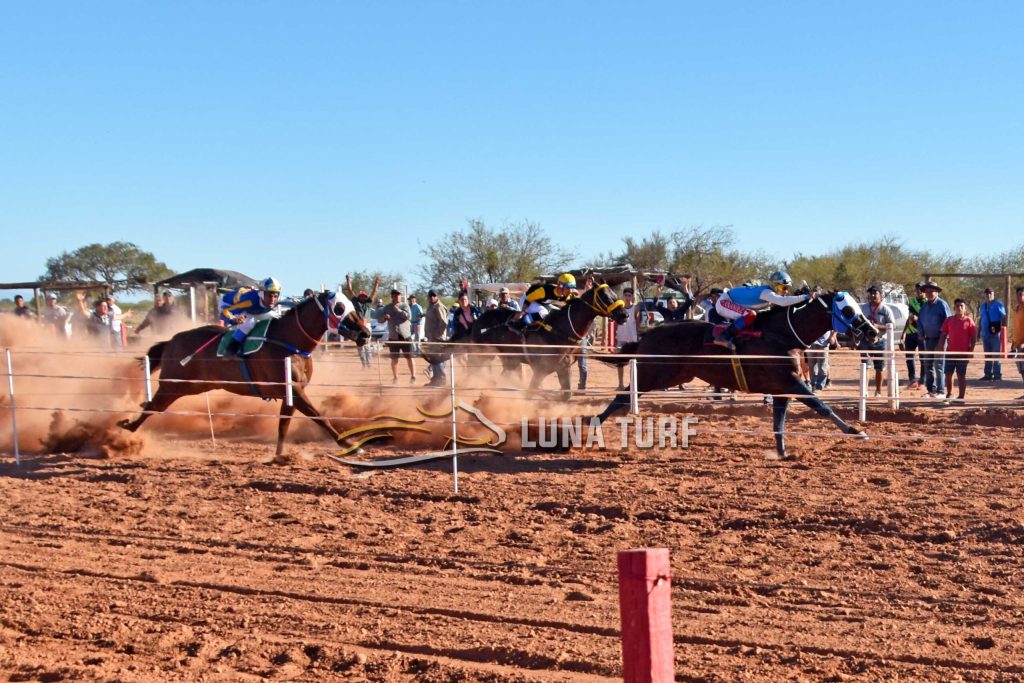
[419, 219, 572, 291]
[40, 242, 174, 294]
[604, 225, 778, 297]
[344, 270, 404, 300]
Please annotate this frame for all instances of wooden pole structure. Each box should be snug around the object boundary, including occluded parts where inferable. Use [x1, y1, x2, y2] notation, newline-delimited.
[618, 548, 674, 683]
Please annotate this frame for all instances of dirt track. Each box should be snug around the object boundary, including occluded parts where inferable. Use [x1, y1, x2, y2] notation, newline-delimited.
[3, 323, 1024, 681]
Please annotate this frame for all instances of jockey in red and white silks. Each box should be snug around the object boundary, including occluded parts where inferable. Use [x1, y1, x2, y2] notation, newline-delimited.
[713, 271, 813, 350]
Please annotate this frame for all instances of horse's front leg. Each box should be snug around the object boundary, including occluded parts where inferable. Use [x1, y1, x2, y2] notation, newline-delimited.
[790, 380, 867, 439]
[117, 388, 185, 432]
[555, 362, 572, 401]
[276, 402, 297, 457]
[771, 396, 790, 458]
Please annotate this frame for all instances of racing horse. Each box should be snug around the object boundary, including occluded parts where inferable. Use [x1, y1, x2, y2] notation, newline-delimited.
[423, 284, 629, 395]
[118, 291, 371, 457]
[594, 290, 878, 459]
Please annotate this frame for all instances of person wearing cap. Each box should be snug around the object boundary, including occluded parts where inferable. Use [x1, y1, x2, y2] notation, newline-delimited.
[345, 274, 380, 367]
[917, 280, 951, 398]
[1011, 286, 1024, 397]
[423, 289, 449, 386]
[135, 290, 179, 336]
[376, 288, 415, 383]
[514, 274, 575, 325]
[900, 282, 927, 390]
[979, 287, 1007, 381]
[859, 285, 895, 397]
[42, 293, 70, 338]
[496, 286, 520, 311]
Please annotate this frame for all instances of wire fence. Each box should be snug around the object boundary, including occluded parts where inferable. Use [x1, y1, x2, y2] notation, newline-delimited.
[3, 332, 1023, 480]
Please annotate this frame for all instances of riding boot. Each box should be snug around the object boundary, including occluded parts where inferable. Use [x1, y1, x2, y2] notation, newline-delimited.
[225, 336, 243, 357]
[713, 322, 738, 351]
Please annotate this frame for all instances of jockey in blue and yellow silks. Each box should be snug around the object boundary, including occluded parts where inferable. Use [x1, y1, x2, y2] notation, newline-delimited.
[219, 277, 283, 355]
[513, 273, 576, 326]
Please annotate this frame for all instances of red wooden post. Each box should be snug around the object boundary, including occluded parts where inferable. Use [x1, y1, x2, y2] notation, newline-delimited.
[618, 548, 674, 682]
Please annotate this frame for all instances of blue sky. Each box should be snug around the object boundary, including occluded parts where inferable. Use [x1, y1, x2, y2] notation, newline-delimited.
[2, 1, 1022, 300]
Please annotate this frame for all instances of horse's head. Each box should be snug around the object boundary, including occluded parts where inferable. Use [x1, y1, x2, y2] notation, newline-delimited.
[827, 291, 878, 342]
[323, 291, 371, 347]
[584, 283, 629, 324]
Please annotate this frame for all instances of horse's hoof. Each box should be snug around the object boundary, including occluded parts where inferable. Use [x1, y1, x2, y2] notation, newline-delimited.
[848, 427, 869, 440]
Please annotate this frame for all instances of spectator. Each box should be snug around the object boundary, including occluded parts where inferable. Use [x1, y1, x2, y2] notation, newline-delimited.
[423, 289, 449, 387]
[917, 281, 951, 398]
[12, 295, 34, 319]
[87, 298, 116, 342]
[41, 293, 70, 338]
[860, 284, 895, 397]
[938, 298, 977, 403]
[703, 288, 727, 324]
[104, 293, 124, 337]
[1012, 286, 1024, 399]
[576, 277, 595, 391]
[408, 294, 424, 353]
[446, 290, 481, 341]
[376, 289, 415, 383]
[346, 274, 380, 368]
[978, 287, 1007, 381]
[496, 286, 520, 311]
[135, 290, 179, 336]
[652, 289, 690, 323]
[807, 330, 836, 391]
[615, 288, 641, 391]
[900, 282, 926, 389]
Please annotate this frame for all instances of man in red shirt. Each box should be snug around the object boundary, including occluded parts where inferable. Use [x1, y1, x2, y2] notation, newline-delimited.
[938, 298, 977, 402]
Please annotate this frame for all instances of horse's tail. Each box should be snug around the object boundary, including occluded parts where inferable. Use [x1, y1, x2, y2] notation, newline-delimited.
[142, 341, 168, 373]
[592, 341, 639, 366]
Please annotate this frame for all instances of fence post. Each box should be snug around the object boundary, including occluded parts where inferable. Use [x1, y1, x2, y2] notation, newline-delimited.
[143, 354, 153, 403]
[629, 358, 639, 415]
[859, 360, 868, 423]
[450, 353, 459, 494]
[284, 357, 293, 407]
[885, 323, 899, 409]
[5, 349, 19, 466]
[618, 548, 674, 683]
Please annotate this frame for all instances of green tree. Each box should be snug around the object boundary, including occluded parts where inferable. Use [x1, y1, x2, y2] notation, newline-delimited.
[419, 219, 572, 292]
[40, 242, 173, 294]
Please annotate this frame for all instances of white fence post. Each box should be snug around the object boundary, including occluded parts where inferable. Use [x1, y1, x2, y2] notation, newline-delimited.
[450, 353, 459, 494]
[5, 349, 19, 466]
[885, 324, 899, 409]
[143, 354, 153, 403]
[284, 357, 293, 407]
[859, 360, 868, 423]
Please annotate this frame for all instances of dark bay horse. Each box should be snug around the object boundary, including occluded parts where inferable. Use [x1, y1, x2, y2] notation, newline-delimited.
[426, 284, 629, 394]
[595, 290, 878, 459]
[118, 291, 370, 457]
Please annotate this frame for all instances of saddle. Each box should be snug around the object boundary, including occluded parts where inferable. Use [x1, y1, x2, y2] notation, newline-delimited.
[217, 319, 273, 357]
[705, 323, 762, 347]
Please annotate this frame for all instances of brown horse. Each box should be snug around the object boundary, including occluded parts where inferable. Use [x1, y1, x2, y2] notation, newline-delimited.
[118, 291, 370, 457]
[595, 290, 879, 459]
[422, 283, 629, 395]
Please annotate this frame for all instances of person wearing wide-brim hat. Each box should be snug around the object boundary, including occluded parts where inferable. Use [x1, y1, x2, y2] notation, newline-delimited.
[917, 280, 952, 397]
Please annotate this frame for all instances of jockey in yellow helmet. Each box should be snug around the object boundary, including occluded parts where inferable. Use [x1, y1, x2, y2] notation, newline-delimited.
[514, 273, 577, 325]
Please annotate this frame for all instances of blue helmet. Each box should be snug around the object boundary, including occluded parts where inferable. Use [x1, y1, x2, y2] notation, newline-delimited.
[261, 276, 282, 293]
[768, 270, 792, 294]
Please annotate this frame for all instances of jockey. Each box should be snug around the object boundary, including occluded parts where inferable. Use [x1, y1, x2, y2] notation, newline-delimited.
[514, 273, 576, 326]
[713, 271, 814, 350]
[219, 277, 284, 355]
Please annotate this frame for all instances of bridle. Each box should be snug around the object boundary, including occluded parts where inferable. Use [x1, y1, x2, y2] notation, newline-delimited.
[295, 292, 361, 347]
[786, 292, 873, 348]
[562, 284, 624, 344]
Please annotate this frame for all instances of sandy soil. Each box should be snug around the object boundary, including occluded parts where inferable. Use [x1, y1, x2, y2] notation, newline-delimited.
[2, 319, 1024, 681]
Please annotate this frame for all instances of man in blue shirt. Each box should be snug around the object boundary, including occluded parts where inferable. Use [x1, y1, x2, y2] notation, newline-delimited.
[916, 280, 951, 397]
[979, 287, 1007, 381]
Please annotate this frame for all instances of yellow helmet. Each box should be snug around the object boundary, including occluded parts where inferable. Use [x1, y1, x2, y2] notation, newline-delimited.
[557, 273, 576, 288]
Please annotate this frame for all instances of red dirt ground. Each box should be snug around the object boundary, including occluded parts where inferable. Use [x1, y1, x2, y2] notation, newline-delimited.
[2, 319, 1024, 681]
